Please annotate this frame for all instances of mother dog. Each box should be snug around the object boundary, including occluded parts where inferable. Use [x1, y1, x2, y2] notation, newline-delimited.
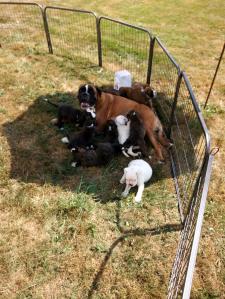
[77, 84, 172, 162]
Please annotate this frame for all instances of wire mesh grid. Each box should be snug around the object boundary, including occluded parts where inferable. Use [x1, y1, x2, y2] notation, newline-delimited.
[99, 17, 152, 83]
[45, 7, 98, 64]
[170, 73, 209, 222]
[168, 154, 211, 299]
[151, 37, 180, 127]
[0, 2, 46, 51]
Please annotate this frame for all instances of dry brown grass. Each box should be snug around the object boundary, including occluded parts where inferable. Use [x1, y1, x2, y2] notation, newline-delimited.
[0, 45, 181, 298]
[0, 1, 225, 298]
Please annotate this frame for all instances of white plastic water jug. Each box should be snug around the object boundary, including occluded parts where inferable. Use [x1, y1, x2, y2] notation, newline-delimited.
[114, 70, 132, 90]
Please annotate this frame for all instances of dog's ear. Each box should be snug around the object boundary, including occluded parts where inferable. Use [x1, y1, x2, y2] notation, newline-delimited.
[95, 86, 102, 96]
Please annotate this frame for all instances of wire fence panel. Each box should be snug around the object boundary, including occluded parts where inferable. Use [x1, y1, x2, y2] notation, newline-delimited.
[168, 153, 213, 299]
[45, 7, 98, 64]
[0, 4, 214, 298]
[99, 17, 152, 83]
[151, 37, 180, 127]
[170, 72, 210, 222]
[0, 2, 46, 52]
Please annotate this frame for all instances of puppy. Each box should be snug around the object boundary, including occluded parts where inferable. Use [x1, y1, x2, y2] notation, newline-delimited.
[104, 116, 140, 158]
[103, 119, 118, 143]
[61, 123, 95, 150]
[71, 142, 121, 167]
[120, 159, 153, 203]
[114, 115, 130, 145]
[118, 85, 157, 107]
[122, 110, 148, 158]
[43, 98, 85, 129]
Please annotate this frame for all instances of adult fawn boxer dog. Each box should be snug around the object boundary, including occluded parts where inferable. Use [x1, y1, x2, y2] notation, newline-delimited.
[77, 84, 172, 162]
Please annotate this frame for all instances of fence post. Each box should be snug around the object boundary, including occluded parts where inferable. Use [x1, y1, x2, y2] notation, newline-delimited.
[41, 6, 53, 54]
[204, 42, 225, 108]
[168, 71, 182, 137]
[146, 37, 155, 84]
[96, 17, 102, 67]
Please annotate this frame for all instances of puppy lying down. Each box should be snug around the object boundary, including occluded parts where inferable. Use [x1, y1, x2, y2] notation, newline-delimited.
[120, 159, 152, 203]
[70, 142, 121, 167]
[43, 98, 85, 129]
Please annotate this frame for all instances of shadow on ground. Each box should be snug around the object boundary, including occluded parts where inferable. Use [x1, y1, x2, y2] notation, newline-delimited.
[2, 92, 175, 200]
[87, 200, 182, 298]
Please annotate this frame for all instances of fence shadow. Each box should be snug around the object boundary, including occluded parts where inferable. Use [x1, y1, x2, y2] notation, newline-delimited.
[87, 200, 182, 298]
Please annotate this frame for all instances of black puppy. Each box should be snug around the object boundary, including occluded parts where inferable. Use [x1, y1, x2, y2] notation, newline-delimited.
[44, 98, 85, 129]
[103, 119, 118, 143]
[61, 123, 95, 150]
[122, 110, 148, 158]
[71, 142, 121, 167]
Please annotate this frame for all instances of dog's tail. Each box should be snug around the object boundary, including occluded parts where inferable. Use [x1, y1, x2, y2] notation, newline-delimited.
[43, 98, 58, 108]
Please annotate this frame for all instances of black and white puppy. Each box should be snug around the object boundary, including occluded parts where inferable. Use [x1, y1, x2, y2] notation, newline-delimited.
[61, 123, 95, 150]
[122, 110, 148, 158]
[70, 142, 121, 167]
[43, 98, 85, 129]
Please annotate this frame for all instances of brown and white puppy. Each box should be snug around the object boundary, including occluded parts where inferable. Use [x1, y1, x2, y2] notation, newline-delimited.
[77, 84, 171, 162]
[118, 85, 157, 107]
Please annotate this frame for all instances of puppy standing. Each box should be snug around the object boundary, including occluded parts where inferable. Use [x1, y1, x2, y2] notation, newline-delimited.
[120, 159, 152, 203]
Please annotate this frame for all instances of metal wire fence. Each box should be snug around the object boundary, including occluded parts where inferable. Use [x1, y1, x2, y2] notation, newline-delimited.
[168, 152, 213, 299]
[44, 6, 98, 64]
[99, 17, 152, 83]
[0, 2, 214, 299]
[0, 2, 46, 51]
[169, 72, 210, 222]
[151, 37, 180, 127]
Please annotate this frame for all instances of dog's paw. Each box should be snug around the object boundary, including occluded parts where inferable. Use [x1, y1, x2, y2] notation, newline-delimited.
[168, 143, 174, 149]
[134, 196, 142, 203]
[152, 89, 157, 98]
[122, 149, 130, 158]
[50, 118, 58, 125]
[71, 162, 77, 168]
[61, 136, 69, 144]
[158, 159, 165, 164]
[137, 152, 142, 158]
[121, 191, 128, 198]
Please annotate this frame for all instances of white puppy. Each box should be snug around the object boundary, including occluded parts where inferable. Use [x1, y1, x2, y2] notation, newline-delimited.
[114, 115, 130, 145]
[120, 159, 152, 203]
[114, 115, 140, 158]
